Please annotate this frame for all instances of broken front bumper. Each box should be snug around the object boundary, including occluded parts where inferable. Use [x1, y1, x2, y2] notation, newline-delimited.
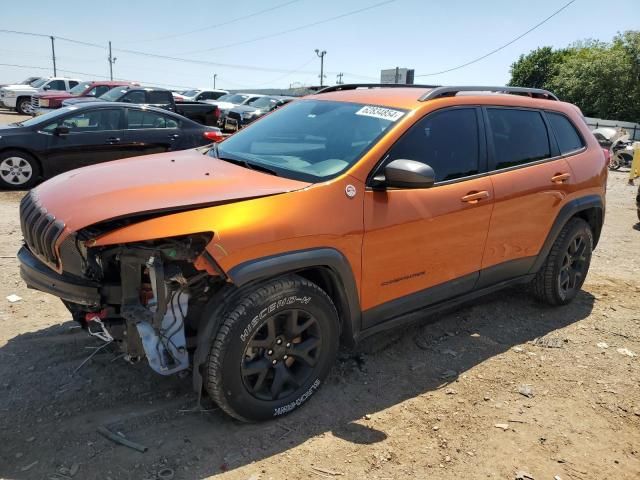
[18, 246, 101, 306]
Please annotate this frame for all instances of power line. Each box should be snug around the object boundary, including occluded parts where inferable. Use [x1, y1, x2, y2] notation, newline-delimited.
[178, 0, 397, 55]
[121, 0, 305, 44]
[0, 63, 193, 89]
[415, 0, 577, 77]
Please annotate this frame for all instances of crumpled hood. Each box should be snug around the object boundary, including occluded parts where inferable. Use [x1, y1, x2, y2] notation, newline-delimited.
[34, 148, 310, 234]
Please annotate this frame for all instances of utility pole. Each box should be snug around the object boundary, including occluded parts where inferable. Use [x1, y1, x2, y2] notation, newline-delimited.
[336, 73, 344, 85]
[50, 36, 57, 76]
[213, 73, 217, 89]
[108, 41, 117, 81]
[314, 49, 326, 87]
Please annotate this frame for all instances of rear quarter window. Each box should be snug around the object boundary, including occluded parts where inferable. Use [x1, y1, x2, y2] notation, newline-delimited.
[547, 112, 585, 154]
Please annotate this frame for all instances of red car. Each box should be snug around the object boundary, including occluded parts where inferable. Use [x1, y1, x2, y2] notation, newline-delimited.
[31, 81, 138, 115]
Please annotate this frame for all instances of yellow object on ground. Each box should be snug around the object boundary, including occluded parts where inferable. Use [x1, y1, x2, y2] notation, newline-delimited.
[630, 142, 640, 183]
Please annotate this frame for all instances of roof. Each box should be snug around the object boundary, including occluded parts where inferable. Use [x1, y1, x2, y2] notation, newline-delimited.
[311, 84, 563, 111]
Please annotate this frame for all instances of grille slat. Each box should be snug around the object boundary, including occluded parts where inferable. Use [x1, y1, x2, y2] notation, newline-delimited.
[19, 192, 65, 268]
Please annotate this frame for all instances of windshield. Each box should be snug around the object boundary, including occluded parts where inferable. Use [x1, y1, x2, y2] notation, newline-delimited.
[31, 78, 47, 88]
[210, 100, 405, 182]
[69, 81, 92, 95]
[99, 87, 128, 101]
[248, 97, 278, 109]
[27, 77, 42, 86]
[181, 90, 199, 97]
[16, 106, 79, 127]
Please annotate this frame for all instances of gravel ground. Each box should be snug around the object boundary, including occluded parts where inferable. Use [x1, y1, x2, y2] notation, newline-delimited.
[0, 111, 639, 480]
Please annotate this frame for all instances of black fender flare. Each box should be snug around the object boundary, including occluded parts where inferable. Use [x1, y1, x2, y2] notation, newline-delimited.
[228, 247, 361, 344]
[529, 194, 604, 274]
[192, 247, 362, 394]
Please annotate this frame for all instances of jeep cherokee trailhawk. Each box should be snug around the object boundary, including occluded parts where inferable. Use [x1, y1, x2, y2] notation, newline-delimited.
[18, 84, 607, 421]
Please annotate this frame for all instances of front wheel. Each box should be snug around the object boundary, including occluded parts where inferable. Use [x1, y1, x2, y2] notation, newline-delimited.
[16, 97, 33, 115]
[532, 218, 593, 305]
[0, 150, 40, 189]
[205, 276, 340, 422]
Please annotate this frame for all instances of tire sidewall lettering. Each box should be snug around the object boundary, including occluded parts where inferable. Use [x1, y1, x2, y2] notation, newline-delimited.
[239, 295, 311, 343]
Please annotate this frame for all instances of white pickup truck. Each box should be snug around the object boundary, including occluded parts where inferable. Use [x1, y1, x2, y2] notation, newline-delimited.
[0, 77, 82, 114]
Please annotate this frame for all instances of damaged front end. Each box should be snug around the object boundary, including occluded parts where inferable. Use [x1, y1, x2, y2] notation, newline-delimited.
[19, 201, 224, 375]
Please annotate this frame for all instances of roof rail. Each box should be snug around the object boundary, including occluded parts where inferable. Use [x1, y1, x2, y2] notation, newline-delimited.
[419, 86, 559, 101]
[316, 83, 440, 94]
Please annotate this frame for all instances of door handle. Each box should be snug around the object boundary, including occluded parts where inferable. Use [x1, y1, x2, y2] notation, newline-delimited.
[551, 173, 571, 183]
[461, 190, 490, 204]
[105, 137, 120, 144]
[168, 134, 180, 140]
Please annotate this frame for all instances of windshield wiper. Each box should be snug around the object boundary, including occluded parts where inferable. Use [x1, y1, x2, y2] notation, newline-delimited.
[209, 145, 279, 176]
[219, 156, 279, 176]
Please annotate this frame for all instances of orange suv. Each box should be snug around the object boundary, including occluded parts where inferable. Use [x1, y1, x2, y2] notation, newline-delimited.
[18, 84, 607, 421]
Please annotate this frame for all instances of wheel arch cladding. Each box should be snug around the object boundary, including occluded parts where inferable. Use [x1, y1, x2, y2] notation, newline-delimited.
[530, 194, 604, 274]
[227, 248, 361, 347]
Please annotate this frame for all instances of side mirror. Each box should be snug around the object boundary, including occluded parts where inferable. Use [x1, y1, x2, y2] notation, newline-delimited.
[54, 126, 70, 136]
[373, 159, 436, 189]
[43, 85, 51, 90]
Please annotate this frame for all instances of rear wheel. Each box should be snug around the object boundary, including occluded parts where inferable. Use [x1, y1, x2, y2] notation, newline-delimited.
[0, 150, 40, 189]
[205, 275, 339, 422]
[532, 218, 593, 305]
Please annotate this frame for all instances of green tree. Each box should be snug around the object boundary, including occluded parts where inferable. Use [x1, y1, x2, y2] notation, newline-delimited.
[508, 47, 567, 89]
[508, 31, 640, 122]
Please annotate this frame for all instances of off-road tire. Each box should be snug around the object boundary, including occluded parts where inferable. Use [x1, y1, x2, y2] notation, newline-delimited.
[532, 218, 593, 306]
[205, 275, 339, 422]
[0, 150, 40, 189]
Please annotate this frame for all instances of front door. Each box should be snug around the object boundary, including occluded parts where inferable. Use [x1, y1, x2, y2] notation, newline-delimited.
[361, 107, 494, 328]
[43, 108, 124, 176]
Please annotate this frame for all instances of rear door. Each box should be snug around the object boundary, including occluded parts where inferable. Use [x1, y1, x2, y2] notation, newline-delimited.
[120, 108, 183, 157]
[478, 107, 575, 287]
[43, 107, 124, 175]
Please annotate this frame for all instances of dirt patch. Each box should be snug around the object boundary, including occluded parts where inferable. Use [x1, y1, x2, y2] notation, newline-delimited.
[0, 112, 638, 479]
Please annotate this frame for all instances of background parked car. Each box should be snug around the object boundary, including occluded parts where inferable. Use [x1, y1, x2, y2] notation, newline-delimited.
[203, 93, 265, 126]
[31, 81, 139, 115]
[0, 102, 223, 189]
[0, 77, 82, 115]
[176, 89, 229, 102]
[63, 86, 221, 126]
[223, 95, 294, 132]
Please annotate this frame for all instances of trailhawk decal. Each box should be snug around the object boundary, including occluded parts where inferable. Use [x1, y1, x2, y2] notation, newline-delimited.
[240, 295, 312, 342]
[274, 378, 321, 416]
[355, 105, 405, 122]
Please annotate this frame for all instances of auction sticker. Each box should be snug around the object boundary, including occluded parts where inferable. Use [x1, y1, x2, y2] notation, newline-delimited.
[355, 105, 405, 122]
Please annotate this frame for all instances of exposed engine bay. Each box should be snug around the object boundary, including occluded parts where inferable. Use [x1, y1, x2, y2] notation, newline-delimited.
[64, 233, 222, 376]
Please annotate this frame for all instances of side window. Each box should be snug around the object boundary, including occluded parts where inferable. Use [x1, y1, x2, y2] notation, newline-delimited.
[487, 108, 551, 170]
[197, 92, 213, 101]
[386, 108, 480, 182]
[148, 91, 172, 104]
[47, 80, 66, 90]
[127, 109, 178, 129]
[122, 91, 146, 104]
[94, 85, 111, 97]
[547, 112, 584, 154]
[68, 81, 79, 88]
[44, 109, 121, 132]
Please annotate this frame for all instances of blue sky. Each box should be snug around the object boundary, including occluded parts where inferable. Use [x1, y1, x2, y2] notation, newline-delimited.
[0, 0, 637, 90]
